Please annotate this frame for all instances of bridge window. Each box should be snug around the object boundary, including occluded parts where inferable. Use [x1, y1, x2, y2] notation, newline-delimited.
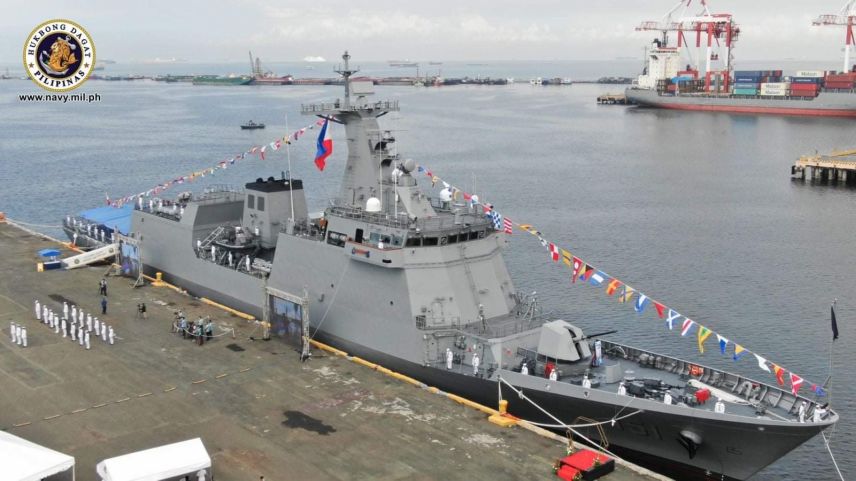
[447, 234, 458, 244]
[327, 231, 347, 247]
[405, 237, 421, 247]
[247, 194, 255, 209]
[423, 237, 439, 246]
[257, 196, 265, 212]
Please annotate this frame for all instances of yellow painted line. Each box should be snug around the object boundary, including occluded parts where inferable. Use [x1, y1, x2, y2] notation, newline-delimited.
[163, 386, 177, 392]
[199, 297, 255, 320]
[13, 421, 31, 428]
[215, 373, 228, 379]
[43, 414, 61, 421]
[115, 397, 131, 403]
[137, 392, 152, 398]
[308, 339, 347, 357]
[92, 403, 108, 409]
[192, 379, 207, 384]
[70, 408, 87, 414]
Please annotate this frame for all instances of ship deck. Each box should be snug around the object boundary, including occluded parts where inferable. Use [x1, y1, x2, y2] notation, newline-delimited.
[0, 220, 662, 481]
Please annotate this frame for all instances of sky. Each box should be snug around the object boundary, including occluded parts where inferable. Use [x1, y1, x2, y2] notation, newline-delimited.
[1, 0, 850, 63]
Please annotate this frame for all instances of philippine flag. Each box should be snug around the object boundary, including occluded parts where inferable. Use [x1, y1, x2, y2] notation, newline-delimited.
[315, 119, 333, 171]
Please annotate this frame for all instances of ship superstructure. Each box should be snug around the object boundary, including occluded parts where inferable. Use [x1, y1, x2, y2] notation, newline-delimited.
[110, 52, 838, 481]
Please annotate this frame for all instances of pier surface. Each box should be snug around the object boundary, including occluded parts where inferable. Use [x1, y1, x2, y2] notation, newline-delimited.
[0, 221, 659, 481]
[792, 149, 856, 183]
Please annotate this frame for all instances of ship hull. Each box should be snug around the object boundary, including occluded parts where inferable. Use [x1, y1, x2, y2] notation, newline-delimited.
[129, 205, 831, 481]
[626, 88, 856, 117]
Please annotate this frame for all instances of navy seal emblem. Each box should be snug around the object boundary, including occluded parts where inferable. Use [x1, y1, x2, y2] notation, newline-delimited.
[23, 19, 95, 92]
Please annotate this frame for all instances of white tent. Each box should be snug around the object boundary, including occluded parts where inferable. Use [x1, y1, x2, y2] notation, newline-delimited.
[96, 438, 211, 481]
[0, 430, 75, 481]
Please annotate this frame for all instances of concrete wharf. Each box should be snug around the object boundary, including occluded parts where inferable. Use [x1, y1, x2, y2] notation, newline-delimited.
[792, 149, 856, 184]
[0, 220, 665, 481]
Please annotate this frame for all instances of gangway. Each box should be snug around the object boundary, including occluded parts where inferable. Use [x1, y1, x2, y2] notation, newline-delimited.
[62, 243, 119, 269]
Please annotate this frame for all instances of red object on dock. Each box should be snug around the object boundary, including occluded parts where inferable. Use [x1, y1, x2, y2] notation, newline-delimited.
[559, 450, 616, 480]
[556, 465, 581, 481]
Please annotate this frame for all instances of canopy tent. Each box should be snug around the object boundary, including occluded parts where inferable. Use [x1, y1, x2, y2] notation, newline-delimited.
[78, 204, 134, 236]
[38, 248, 62, 258]
[96, 438, 211, 481]
[0, 431, 75, 481]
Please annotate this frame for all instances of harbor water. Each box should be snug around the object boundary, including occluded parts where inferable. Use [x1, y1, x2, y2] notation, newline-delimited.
[1, 67, 855, 480]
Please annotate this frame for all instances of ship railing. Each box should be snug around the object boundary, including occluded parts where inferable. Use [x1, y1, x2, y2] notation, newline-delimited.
[203, 184, 244, 195]
[328, 205, 412, 229]
[301, 100, 400, 114]
[422, 329, 502, 376]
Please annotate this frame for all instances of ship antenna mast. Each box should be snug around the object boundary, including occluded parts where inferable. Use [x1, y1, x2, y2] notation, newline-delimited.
[335, 50, 359, 109]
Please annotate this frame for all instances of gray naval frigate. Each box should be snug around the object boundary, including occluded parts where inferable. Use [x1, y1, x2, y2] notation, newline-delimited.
[117, 52, 835, 480]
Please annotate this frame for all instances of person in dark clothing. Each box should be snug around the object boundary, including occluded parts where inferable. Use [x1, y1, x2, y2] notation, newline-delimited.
[100, 296, 107, 314]
[99, 278, 108, 296]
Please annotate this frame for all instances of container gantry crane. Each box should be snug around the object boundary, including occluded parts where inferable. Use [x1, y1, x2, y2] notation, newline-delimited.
[813, 0, 856, 72]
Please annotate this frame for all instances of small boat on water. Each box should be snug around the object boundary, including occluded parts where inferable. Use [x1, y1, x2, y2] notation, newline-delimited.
[240, 121, 265, 130]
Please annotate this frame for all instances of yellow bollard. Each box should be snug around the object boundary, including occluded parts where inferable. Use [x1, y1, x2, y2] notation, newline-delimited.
[499, 399, 509, 415]
[153, 272, 164, 286]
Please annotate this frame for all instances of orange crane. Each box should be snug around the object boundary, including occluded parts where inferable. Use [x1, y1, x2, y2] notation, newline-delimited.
[813, 1, 856, 72]
[636, 1, 739, 92]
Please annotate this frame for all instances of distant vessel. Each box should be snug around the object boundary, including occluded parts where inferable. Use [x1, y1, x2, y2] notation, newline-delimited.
[303, 56, 326, 63]
[248, 51, 293, 85]
[66, 52, 838, 481]
[625, 3, 856, 117]
[240, 121, 265, 130]
[388, 60, 418, 67]
[192, 75, 252, 86]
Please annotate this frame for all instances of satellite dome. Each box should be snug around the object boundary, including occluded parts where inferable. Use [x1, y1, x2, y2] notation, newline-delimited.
[403, 159, 416, 173]
[366, 197, 382, 212]
[439, 188, 453, 202]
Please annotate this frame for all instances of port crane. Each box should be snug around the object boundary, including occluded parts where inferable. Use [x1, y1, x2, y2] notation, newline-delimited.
[813, 0, 856, 72]
[636, 0, 739, 92]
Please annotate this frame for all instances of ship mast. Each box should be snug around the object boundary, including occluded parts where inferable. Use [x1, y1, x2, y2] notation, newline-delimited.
[301, 51, 400, 210]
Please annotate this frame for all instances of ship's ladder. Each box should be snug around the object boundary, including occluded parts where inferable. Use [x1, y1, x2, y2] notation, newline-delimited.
[199, 226, 226, 250]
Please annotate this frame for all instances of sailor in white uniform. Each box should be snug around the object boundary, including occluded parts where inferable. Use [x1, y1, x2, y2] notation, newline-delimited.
[43, 306, 49, 324]
[617, 381, 627, 396]
[548, 368, 558, 381]
[54, 314, 59, 334]
[108, 326, 115, 345]
[78, 326, 84, 346]
[582, 374, 592, 389]
[445, 348, 453, 370]
[94, 318, 100, 336]
[521, 363, 529, 375]
[61, 317, 67, 338]
[813, 405, 827, 423]
[798, 401, 807, 423]
[714, 398, 726, 414]
[21, 326, 27, 347]
[71, 305, 77, 323]
[663, 391, 673, 405]
[10, 321, 17, 343]
[472, 352, 480, 376]
[71, 322, 76, 341]
[35, 300, 41, 320]
[16, 324, 23, 346]
[84, 331, 90, 350]
[63, 301, 69, 319]
[86, 313, 92, 332]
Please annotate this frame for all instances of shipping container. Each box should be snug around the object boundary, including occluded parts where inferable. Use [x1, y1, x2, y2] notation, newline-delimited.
[825, 73, 856, 82]
[733, 70, 762, 77]
[791, 77, 824, 84]
[733, 88, 759, 95]
[824, 82, 854, 89]
[733, 82, 760, 89]
[761, 82, 789, 89]
[796, 70, 824, 78]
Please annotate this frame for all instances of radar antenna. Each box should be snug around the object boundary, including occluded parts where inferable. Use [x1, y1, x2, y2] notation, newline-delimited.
[334, 51, 360, 109]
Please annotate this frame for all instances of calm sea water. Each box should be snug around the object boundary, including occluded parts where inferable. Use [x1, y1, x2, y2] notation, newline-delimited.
[1, 65, 855, 480]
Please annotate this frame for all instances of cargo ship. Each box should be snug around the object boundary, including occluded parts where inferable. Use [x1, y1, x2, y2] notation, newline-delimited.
[192, 75, 252, 86]
[248, 51, 293, 85]
[625, 2, 856, 117]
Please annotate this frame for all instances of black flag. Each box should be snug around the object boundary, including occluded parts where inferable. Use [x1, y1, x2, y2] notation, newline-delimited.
[831, 305, 839, 341]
